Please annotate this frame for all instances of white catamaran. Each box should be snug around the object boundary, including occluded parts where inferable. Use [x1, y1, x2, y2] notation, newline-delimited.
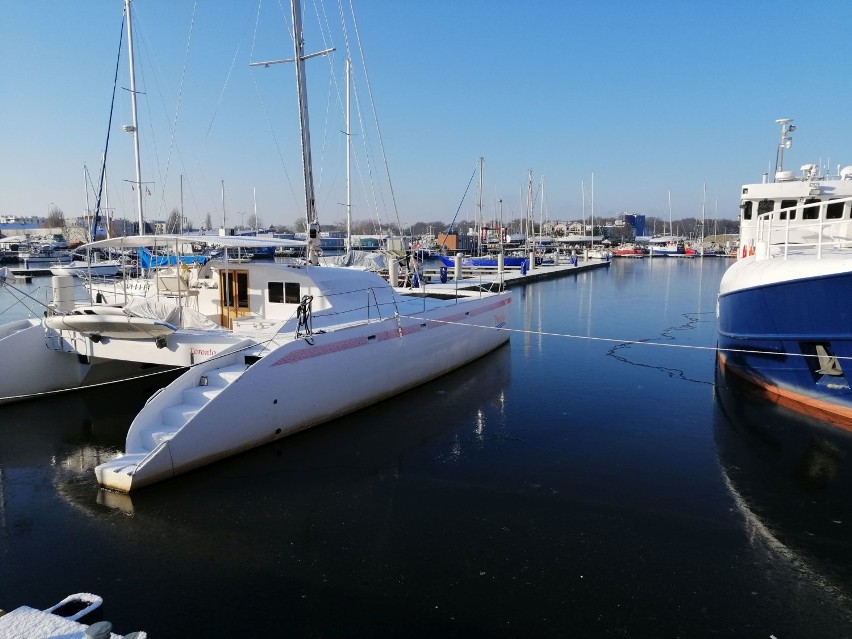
[0, 0, 511, 492]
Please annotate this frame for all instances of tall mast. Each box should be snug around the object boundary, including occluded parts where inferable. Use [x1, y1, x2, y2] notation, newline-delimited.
[248, 0, 333, 262]
[83, 165, 91, 240]
[124, 0, 144, 234]
[180, 174, 184, 234]
[477, 156, 484, 255]
[291, 0, 320, 264]
[539, 175, 544, 245]
[345, 57, 352, 253]
[591, 171, 595, 245]
[526, 170, 533, 250]
[221, 180, 226, 230]
[104, 166, 111, 239]
[667, 190, 672, 236]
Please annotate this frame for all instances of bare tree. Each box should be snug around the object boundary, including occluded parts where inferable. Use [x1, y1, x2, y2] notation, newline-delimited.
[205, 212, 213, 231]
[45, 206, 65, 228]
[166, 207, 181, 233]
[293, 217, 307, 232]
[247, 213, 263, 230]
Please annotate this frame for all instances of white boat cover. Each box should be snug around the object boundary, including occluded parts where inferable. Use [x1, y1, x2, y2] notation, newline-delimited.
[323, 250, 388, 271]
[122, 297, 224, 331]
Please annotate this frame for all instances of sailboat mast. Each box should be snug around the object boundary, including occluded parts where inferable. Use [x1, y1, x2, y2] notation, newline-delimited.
[105, 167, 111, 239]
[253, 186, 258, 232]
[667, 190, 672, 236]
[291, 0, 320, 265]
[539, 176, 544, 247]
[591, 171, 595, 245]
[477, 157, 484, 255]
[180, 174, 184, 234]
[345, 57, 351, 253]
[124, 0, 144, 234]
[83, 165, 91, 239]
[526, 170, 533, 251]
[221, 179, 226, 229]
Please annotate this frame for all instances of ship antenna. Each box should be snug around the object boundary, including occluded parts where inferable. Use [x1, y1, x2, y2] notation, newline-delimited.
[773, 118, 795, 180]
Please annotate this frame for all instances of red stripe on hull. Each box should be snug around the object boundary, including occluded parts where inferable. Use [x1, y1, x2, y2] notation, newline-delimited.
[272, 295, 511, 367]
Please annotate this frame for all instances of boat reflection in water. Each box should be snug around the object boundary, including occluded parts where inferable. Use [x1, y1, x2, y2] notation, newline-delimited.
[3, 346, 511, 635]
[714, 363, 852, 598]
[59, 344, 512, 514]
[0, 370, 181, 476]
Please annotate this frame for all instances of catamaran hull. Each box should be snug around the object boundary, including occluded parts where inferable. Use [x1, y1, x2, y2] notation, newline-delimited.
[96, 294, 511, 492]
[0, 319, 94, 402]
[717, 267, 852, 428]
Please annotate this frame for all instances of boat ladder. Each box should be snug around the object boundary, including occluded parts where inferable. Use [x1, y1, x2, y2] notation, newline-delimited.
[146, 363, 248, 449]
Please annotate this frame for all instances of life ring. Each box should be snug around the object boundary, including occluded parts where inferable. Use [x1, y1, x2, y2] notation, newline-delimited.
[130, 259, 138, 267]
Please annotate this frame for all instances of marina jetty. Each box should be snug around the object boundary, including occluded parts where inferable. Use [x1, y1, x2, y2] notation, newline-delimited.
[414, 253, 610, 292]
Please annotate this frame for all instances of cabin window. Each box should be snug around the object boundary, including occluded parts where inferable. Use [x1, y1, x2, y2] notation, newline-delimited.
[285, 282, 300, 304]
[741, 201, 753, 220]
[268, 282, 284, 304]
[757, 199, 774, 216]
[803, 198, 820, 220]
[268, 281, 301, 304]
[827, 199, 844, 219]
[779, 199, 797, 220]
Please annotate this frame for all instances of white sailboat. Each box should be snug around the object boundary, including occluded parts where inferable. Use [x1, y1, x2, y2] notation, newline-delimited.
[0, 0, 512, 492]
[648, 190, 690, 257]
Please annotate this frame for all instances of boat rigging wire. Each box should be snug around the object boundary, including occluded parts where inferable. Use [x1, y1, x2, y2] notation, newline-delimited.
[438, 164, 479, 253]
[248, 0, 301, 219]
[90, 13, 126, 242]
[141, 0, 198, 221]
[345, 0, 402, 237]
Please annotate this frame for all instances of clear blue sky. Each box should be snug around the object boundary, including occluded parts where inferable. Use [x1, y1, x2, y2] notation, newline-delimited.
[2, 1, 851, 231]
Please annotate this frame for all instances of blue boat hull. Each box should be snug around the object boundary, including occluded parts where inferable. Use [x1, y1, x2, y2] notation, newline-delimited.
[717, 271, 852, 428]
[437, 255, 533, 268]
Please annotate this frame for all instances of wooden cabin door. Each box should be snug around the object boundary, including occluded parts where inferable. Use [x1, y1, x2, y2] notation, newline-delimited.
[219, 269, 250, 328]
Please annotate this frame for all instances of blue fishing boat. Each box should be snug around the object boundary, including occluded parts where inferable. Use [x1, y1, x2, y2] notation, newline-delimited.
[717, 118, 852, 428]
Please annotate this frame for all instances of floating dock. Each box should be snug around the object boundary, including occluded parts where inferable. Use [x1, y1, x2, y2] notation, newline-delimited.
[413, 258, 611, 293]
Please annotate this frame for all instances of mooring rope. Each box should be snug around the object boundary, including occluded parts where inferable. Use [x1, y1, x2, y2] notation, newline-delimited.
[403, 311, 852, 364]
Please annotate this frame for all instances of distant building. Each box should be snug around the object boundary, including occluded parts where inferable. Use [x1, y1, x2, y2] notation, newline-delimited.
[437, 230, 477, 253]
[0, 215, 40, 225]
[622, 213, 646, 238]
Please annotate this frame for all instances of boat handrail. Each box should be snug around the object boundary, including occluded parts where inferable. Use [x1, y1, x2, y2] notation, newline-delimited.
[753, 194, 852, 260]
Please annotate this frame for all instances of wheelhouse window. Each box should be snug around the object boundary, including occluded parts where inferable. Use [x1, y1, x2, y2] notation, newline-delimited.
[268, 281, 301, 304]
[803, 198, 820, 220]
[268, 282, 284, 304]
[741, 201, 753, 220]
[285, 282, 300, 304]
[779, 199, 797, 220]
[827, 199, 845, 219]
[757, 199, 774, 217]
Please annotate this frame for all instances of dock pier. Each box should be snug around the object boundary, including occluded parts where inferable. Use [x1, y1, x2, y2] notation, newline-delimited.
[408, 258, 611, 292]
